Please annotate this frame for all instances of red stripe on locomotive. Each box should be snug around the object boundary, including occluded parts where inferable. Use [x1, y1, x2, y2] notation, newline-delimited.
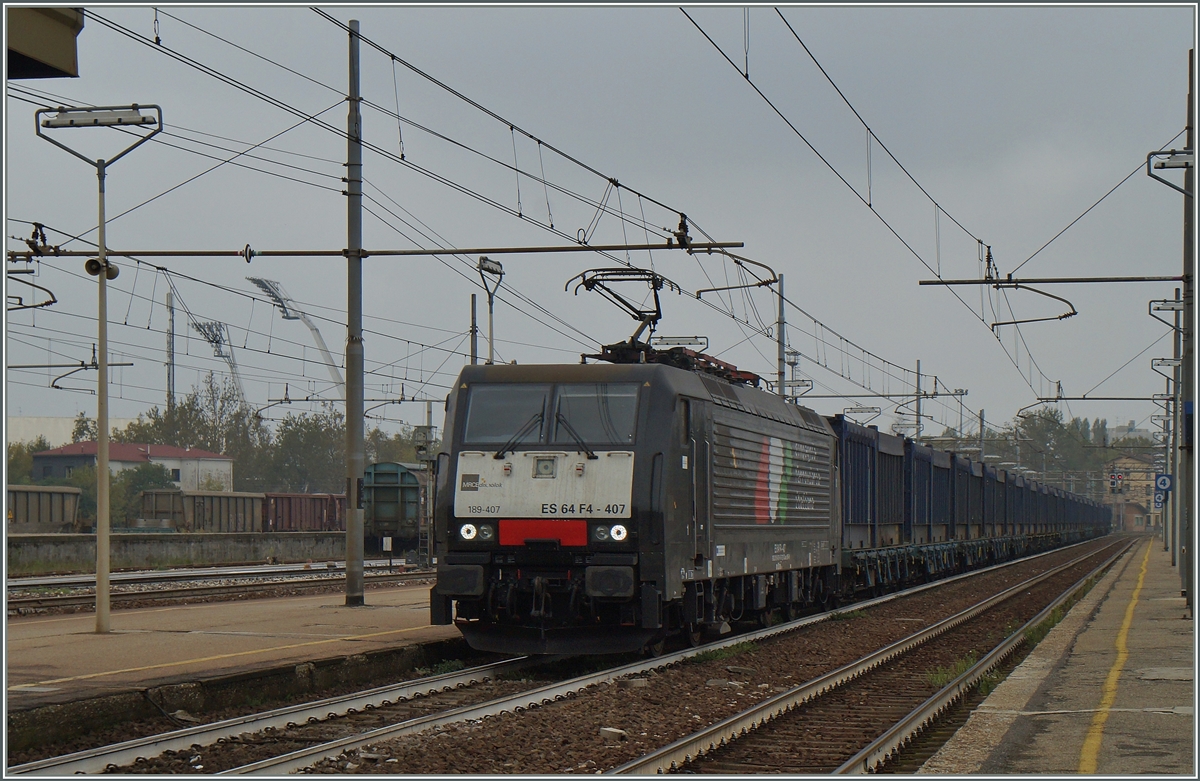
[499, 519, 589, 547]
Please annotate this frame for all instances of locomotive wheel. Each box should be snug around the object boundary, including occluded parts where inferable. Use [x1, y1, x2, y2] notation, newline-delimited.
[684, 622, 704, 647]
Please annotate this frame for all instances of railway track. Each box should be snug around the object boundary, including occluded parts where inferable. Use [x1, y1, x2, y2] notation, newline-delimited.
[614, 538, 1129, 774]
[6, 569, 431, 612]
[6, 538, 1125, 775]
[288, 538, 1124, 775]
[6, 656, 548, 775]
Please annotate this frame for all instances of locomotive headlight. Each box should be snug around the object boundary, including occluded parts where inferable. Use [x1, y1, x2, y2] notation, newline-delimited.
[609, 524, 628, 542]
[459, 523, 478, 541]
[478, 524, 495, 541]
[593, 525, 610, 542]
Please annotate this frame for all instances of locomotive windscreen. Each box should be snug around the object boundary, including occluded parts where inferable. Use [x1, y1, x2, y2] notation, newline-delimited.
[462, 382, 639, 446]
[552, 383, 639, 445]
[463, 383, 550, 443]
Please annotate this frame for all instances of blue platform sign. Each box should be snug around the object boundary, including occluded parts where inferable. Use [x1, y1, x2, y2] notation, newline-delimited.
[1154, 492, 1164, 509]
[1155, 474, 1173, 492]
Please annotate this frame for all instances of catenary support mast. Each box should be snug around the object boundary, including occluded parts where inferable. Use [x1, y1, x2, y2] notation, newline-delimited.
[345, 19, 365, 606]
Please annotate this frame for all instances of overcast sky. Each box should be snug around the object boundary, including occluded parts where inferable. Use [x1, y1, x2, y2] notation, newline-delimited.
[4, 4, 1195, 449]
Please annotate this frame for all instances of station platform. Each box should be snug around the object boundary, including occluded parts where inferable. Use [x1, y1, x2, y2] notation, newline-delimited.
[5, 580, 459, 712]
[921, 534, 1195, 775]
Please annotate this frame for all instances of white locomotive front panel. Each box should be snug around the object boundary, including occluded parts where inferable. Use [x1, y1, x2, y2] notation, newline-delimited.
[454, 450, 634, 519]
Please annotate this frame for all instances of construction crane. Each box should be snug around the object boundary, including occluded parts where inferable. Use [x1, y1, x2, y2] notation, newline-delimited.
[248, 277, 345, 401]
[192, 320, 246, 402]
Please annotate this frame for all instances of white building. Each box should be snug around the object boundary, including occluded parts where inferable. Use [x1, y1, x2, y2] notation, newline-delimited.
[31, 442, 234, 491]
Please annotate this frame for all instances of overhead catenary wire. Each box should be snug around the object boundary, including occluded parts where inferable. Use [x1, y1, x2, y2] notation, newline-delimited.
[10, 80, 346, 170]
[52, 10, 849, 398]
[15, 253, 495, 373]
[10, 9, 1089, 434]
[1080, 329, 1174, 398]
[8, 217, 591, 362]
[94, 8, 687, 251]
[681, 8, 1055, 402]
[774, 8, 982, 244]
[1009, 127, 1188, 276]
[8, 223, 599, 418]
[357, 181, 599, 347]
[9, 85, 343, 190]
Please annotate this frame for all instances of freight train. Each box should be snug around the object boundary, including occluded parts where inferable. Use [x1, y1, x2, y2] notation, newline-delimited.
[6, 484, 82, 533]
[430, 342, 1110, 655]
[132, 463, 427, 550]
[12, 465, 427, 553]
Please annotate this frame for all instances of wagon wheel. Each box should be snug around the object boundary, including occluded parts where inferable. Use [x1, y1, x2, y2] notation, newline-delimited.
[643, 634, 667, 658]
[684, 622, 705, 647]
[814, 580, 837, 612]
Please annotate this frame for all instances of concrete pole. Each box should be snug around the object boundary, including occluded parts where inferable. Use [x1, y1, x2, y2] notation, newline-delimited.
[1172, 287, 1182, 565]
[1180, 49, 1194, 607]
[166, 290, 175, 411]
[95, 160, 111, 633]
[978, 409, 985, 460]
[915, 360, 922, 444]
[470, 293, 478, 365]
[426, 399, 434, 566]
[1163, 378, 1171, 552]
[777, 274, 786, 397]
[345, 19, 365, 607]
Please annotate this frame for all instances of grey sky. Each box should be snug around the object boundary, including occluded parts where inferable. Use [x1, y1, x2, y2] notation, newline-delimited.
[4, 4, 1195, 445]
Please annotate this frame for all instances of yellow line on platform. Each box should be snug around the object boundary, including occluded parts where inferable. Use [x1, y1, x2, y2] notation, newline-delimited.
[6, 624, 429, 691]
[1078, 541, 1150, 774]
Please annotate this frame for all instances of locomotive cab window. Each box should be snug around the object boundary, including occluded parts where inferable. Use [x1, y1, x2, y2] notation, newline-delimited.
[552, 383, 639, 445]
[462, 384, 550, 444]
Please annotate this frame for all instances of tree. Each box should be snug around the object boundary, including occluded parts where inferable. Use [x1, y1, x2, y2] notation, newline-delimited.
[366, 424, 439, 464]
[71, 412, 97, 443]
[6, 436, 50, 485]
[930, 410, 1137, 502]
[41, 463, 98, 528]
[269, 405, 346, 493]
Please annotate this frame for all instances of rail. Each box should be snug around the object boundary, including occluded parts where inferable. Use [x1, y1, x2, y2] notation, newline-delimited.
[7, 570, 430, 611]
[834, 539, 1132, 773]
[606, 539, 1129, 774]
[217, 542, 1101, 775]
[7, 656, 542, 776]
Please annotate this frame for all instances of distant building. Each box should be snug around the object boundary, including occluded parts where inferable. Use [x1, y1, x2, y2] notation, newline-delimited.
[1112, 419, 1152, 442]
[32, 442, 234, 492]
[1104, 452, 1158, 531]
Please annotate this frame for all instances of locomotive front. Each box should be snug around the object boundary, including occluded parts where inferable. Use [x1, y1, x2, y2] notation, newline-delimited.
[430, 363, 664, 654]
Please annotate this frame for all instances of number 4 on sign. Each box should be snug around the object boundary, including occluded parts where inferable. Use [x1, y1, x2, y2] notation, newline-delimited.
[1156, 474, 1173, 492]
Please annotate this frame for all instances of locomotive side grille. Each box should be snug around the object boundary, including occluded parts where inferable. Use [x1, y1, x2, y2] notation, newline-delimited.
[709, 413, 832, 527]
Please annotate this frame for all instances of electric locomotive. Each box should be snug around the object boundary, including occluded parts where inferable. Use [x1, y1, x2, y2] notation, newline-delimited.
[431, 341, 1110, 655]
[430, 344, 842, 654]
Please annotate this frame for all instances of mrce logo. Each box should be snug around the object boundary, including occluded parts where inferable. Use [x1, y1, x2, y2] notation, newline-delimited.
[460, 474, 502, 492]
